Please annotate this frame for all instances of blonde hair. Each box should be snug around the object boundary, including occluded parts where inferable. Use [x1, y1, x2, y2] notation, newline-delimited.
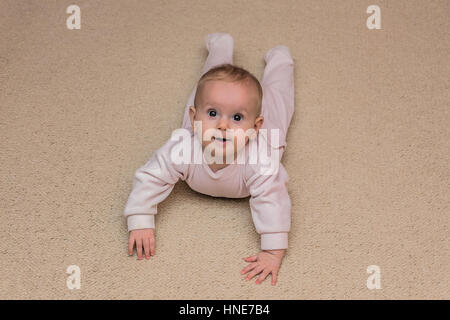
[194, 63, 263, 115]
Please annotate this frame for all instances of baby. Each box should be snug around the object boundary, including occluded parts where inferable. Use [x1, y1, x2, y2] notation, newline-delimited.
[123, 33, 294, 285]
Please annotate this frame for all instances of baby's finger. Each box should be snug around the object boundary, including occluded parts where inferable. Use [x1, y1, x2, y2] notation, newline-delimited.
[255, 269, 270, 285]
[136, 238, 143, 260]
[150, 237, 155, 256]
[271, 270, 278, 286]
[245, 265, 264, 281]
[241, 262, 257, 275]
[143, 238, 150, 259]
[243, 255, 257, 262]
[128, 234, 135, 256]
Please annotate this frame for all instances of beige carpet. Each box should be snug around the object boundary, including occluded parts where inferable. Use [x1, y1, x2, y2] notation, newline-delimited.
[0, 0, 448, 299]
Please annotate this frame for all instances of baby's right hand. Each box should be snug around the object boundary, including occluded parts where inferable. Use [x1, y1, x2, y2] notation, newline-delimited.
[128, 228, 155, 260]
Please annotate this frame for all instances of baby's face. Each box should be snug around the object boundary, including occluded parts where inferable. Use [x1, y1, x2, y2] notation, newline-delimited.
[189, 80, 264, 162]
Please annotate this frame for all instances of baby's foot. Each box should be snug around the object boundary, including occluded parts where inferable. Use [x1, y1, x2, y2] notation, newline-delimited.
[206, 33, 234, 53]
[264, 45, 293, 63]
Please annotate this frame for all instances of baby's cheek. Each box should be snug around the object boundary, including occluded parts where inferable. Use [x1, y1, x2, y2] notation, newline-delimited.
[233, 132, 248, 150]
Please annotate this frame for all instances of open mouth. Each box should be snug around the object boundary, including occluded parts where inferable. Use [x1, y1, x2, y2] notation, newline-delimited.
[213, 136, 231, 143]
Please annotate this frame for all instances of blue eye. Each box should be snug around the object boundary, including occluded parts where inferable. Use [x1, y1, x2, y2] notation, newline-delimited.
[233, 114, 242, 121]
[208, 110, 217, 117]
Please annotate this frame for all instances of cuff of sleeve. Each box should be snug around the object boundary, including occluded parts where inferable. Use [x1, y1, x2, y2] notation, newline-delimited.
[127, 214, 155, 231]
[261, 232, 288, 250]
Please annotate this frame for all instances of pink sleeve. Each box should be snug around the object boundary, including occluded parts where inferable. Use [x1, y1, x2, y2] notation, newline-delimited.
[245, 162, 291, 250]
[123, 138, 187, 231]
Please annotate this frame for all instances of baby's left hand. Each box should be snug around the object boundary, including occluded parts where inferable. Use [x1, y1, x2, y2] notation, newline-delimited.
[241, 249, 286, 285]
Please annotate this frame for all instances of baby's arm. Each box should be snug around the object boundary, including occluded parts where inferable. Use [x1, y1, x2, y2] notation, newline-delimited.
[123, 137, 187, 259]
[243, 162, 291, 284]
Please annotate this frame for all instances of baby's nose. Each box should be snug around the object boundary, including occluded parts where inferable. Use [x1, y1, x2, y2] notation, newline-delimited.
[217, 116, 229, 130]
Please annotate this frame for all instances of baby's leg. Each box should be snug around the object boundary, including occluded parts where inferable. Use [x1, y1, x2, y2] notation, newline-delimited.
[181, 33, 234, 131]
[260, 45, 294, 160]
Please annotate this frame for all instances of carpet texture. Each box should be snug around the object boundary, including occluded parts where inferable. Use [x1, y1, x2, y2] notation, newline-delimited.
[0, 0, 448, 299]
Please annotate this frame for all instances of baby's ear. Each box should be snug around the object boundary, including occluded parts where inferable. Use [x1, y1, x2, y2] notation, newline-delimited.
[254, 115, 264, 132]
[189, 106, 196, 127]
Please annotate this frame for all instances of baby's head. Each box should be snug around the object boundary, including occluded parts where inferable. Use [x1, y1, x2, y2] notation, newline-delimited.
[189, 64, 264, 161]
